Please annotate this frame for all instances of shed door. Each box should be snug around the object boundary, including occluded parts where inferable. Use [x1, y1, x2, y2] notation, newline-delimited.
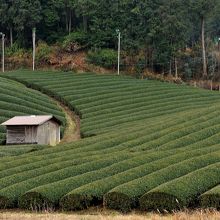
[25, 126, 37, 143]
[50, 125, 57, 146]
[47, 122, 57, 146]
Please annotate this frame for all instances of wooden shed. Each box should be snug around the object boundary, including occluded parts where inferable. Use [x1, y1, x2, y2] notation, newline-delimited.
[1, 115, 61, 146]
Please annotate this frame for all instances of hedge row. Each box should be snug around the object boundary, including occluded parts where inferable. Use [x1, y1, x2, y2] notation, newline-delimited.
[4, 71, 219, 137]
[0, 116, 218, 200]
[81, 102, 220, 135]
[0, 109, 189, 171]
[59, 144, 218, 211]
[1, 70, 220, 213]
[0, 121, 140, 167]
[130, 115, 220, 152]
[139, 162, 220, 212]
[82, 96, 216, 126]
[103, 150, 220, 212]
[79, 95, 218, 121]
[78, 88, 216, 113]
[81, 100, 218, 130]
[0, 150, 131, 188]
[0, 124, 158, 172]
[0, 105, 213, 178]
[18, 150, 174, 210]
[0, 152, 133, 208]
[0, 145, 47, 157]
[0, 80, 63, 108]
[0, 87, 62, 111]
[0, 77, 66, 143]
[199, 185, 220, 209]
[0, 95, 64, 118]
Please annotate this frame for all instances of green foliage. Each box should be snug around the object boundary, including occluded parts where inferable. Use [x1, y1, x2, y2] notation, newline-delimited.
[62, 31, 89, 52]
[200, 185, 220, 209]
[0, 145, 48, 158]
[35, 41, 52, 64]
[0, 70, 220, 212]
[140, 162, 220, 211]
[0, 75, 66, 143]
[104, 150, 220, 212]
[5, 43, 28, 57]
[61, 146, 220, 211]
[1, 0, 220, 79]
[87, 49, 118, 69]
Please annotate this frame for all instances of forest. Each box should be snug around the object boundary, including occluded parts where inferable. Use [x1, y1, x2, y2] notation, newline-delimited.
[1, 0, 220, 80]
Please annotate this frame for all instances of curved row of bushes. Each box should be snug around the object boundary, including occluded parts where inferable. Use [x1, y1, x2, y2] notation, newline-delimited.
[139, 162, 220, 212]
[0, 105, 218, 180]
[0, 70, 220, 212]
[0, 152, 133, 209]
[0, 77, 66, 144]
[4, 71, 220, 137]
[60, 147, 220, 212]
[0, 98, 211, 168]
[200, 185, 220, 209]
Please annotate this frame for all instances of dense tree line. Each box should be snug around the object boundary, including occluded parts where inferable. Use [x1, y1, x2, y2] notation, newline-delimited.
[1, 0, 220, 79]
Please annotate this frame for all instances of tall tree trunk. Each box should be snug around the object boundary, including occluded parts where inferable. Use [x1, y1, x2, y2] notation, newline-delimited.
[201, 16, 207, 77]
[65, 8, 69, 32]
[83, 15, 88, 32]
[169, 58, 172, 75]
[32, 27, 36, 71]
[9, 27, 13, 47]
[68, 10, 72, 34]
[175, 57, 178, 79]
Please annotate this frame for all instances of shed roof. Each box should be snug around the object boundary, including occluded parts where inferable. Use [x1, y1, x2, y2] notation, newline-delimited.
[1, 115, 61, 126]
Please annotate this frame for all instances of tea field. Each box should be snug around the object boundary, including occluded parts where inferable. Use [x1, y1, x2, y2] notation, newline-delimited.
[0, 76, 66, 155]
[0, 70, 220, 212]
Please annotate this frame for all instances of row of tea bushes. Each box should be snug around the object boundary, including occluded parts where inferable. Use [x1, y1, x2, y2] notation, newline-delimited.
[0, 70, 219, 212]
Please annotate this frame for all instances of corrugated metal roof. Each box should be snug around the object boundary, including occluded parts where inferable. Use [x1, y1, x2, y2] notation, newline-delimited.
[1, 115, 61, 126]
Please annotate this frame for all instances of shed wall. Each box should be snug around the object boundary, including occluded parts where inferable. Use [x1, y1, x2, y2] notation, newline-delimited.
[37, 120, 60, 145]
[7, 126, 25, 144]
[6, 125, 37, 144]
[5, 119, 60, 145]
[25, 126, 37, 143]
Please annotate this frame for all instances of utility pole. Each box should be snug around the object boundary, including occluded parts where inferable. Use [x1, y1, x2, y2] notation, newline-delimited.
[116, 29, 121, 75]
[0, 32, 5, 73]
[32, 28, 36, 71]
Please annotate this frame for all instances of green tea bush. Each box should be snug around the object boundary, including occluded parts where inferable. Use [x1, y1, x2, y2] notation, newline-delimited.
[0, 77, 66, 144]
[200, 185, 220, 209]
[0, 154, 128, 208]
[60, 146, 220, 211]
[1, 70, 220, 212]
[104, 150, 220, 212]
[139, 162, 220, 212]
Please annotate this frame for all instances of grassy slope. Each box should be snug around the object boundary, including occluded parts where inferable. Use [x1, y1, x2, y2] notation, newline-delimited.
[0, 70, 219, 212]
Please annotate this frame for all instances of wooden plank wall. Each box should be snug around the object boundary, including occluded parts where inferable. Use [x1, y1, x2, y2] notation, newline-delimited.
[7, 126, 25, 144]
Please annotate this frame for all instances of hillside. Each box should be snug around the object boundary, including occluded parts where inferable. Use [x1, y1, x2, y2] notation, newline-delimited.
[0, 70, 220, 212]
[0, 77, 66, 156]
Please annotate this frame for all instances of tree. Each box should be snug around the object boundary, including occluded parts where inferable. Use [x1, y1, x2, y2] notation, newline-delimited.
[190, 0, 217, 78]
[0, 0, 17, 46]
[145, 0, 190, 76]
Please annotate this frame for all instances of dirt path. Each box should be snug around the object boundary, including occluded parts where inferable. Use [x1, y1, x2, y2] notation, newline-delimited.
[27, 86, 81, 144]
[58, 102, 81, 144]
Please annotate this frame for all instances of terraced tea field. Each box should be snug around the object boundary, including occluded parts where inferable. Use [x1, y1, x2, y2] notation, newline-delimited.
[0, 76, 66, 151]
[0, 70, 220, 212]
